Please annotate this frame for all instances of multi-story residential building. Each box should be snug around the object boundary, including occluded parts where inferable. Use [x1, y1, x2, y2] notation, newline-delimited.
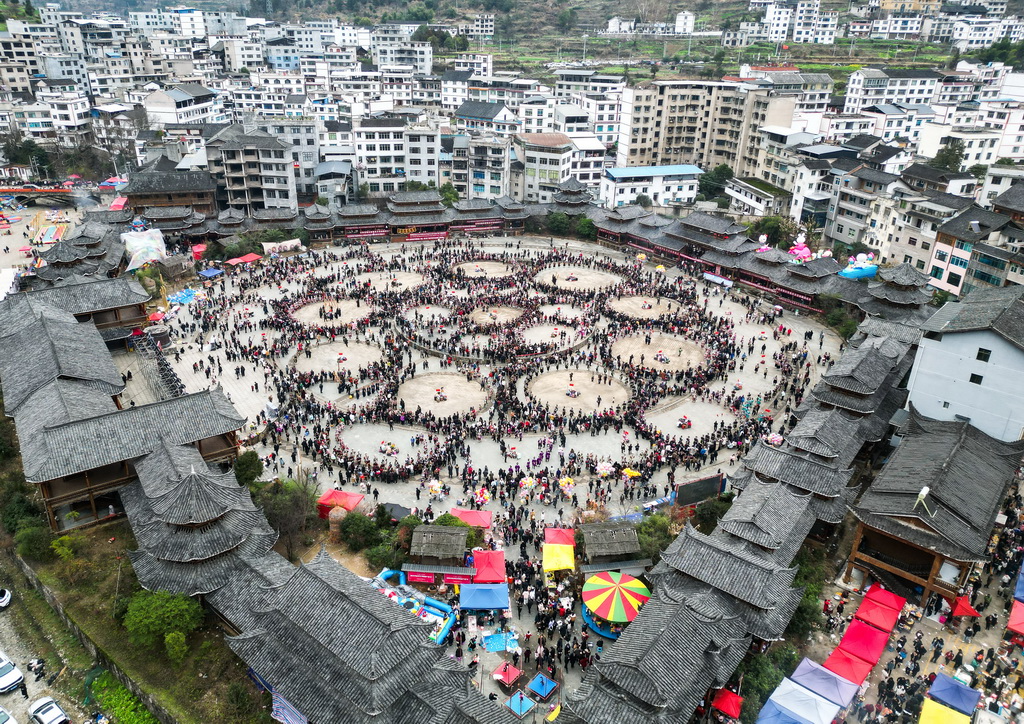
[599, 164, 703, 208]
[512, 132, 573, 203]
[791, 0, 838, 44]
[762, 4, 793, 42]
[144, 83, 223, 127]
[205, 125, 297, 212]
[371, 42, 432, 75]
[553, 70, 626, 98]
[616, 80, 795, 174]
[0, 32, 43, 78]
[977, 101, 1024, 163]
[568, 133, 607, 189]
[353, 116, 408, 198]
[726, 177, 792, 216]
[929, 205, 1012, 295]
[888, 191, 973, 272]
[255, 118, 321, 198]
[38, 90, 92, 148]
[467, 75, 545, 110]
[465, 133, 511, 200]
[859, 103, 935, 146]
[824, 165, 911, 259]
[573, 92, 622, 147]
[453, 53, 492, 76]
[918, 124, 1000, 170]
[901, 162, 977, 196]
[466, 14, 494, 40]
[91, 102, 140, 160]
[453, 101, 520, 137]
[441, 70, 473, 111]
[403, 123, 443, 189]
[979, 164, 1024, 207]
[844, 69, 942, 114]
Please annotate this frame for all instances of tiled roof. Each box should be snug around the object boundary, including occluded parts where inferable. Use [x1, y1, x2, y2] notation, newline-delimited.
[921, 285, 1024, 351]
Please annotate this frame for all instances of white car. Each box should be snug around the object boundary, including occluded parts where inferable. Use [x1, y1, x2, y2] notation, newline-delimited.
[0, 589, 11, 609]
[0, 653, 22, 694]
[27, 698, 69, 724]
[0, 704, 17, 724]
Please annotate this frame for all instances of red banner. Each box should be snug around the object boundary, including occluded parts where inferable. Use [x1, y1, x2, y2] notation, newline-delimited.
[406, 571, 436, 584]
[443, 573, 473, 584]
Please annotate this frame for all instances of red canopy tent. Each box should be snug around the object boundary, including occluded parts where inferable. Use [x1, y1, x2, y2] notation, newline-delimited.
[544, 528, 576, 546]
[451, 508, 493, 528]
[1008, 600, 1024, 635]
[863, 584, 907, 612]
[947, 596, 980, 618]
[491, 662, 521, 687]
[711, 689, 744, 719]
[239, 252, 262, 263]
[854, 598, 902, 632]
[316, 489, 364, 518]
[224, 257, 244, 266]
[838, 620, 890, 665]
[823, 648, 874, 685]
[473, 550, 506, 583]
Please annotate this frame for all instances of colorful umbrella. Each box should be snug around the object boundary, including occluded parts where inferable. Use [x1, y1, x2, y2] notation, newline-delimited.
[582, 571, 651, 622]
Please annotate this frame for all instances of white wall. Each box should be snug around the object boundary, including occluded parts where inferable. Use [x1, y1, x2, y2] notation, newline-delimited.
[907, 329, 1024, 442]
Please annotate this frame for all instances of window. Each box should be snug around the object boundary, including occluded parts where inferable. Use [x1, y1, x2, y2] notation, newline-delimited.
[947, 271, 962, 287]
[977, 348, 992, 362]
[916, 259, 925, 270]
[935, 250, 949, 262]
[931, 265, 944, 279]
[942, 401, 950, 408]
[969, 373, 984, 385]
[950, 256, 969, 268]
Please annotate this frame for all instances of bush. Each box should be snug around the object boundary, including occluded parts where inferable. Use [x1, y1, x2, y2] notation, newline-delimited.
[234, 450, 264, 489]
[226, 681, 261, 718]
[51, 534, 83, 562]
[635, 514, 675, 563]
[123, 591, 204, 649]
[1, 492, 43, 535]
[14, 526, 53, 561]
[434, 512, 482, 548]
[164, 631, 188, 665]
[92, 671, 159, 724]
[365, 541, 405, 571]
[337, 512, 382, 551]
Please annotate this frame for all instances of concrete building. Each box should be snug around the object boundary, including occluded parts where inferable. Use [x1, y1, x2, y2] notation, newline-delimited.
[599, 165, 703, 208]
[844, 69, 942, 115]
[205, 125, 298, 213]
[908, 286, 1024, 441]
[513, 132, 573, 203]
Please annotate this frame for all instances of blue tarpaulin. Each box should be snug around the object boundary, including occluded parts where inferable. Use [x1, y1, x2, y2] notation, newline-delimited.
[929, 673, 982, 715]
[459, 583, 510, 610]
[483, 632, 517, 652]
[527, 673, 558, 700]
[198, 268, 223, 278]
[757, 701, 811, 724]
[1015, 571, 1024, 603]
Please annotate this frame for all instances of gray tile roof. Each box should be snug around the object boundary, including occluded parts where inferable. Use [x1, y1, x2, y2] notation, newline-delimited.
[454, 100, 508, 120]
[854, 407, 1024, 560]
[580, 521, 641, 559]
[786, 407, 863, 464]
[21, 388, 244, 481]
[992, 182, 1024, 214]
[0, 309, 123, 414]
[921, 285, 1024, 350]
[820, 335, 907, 395]
[14, 276, 148, 316]
[122, 171, 217, 195]
[716, 478, 812, 551]
[744, 441, 854, 499]
[937, 206, 1013, 242]
[408, 525, 467, 558]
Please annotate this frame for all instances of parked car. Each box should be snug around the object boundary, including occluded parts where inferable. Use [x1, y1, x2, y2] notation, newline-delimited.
[0, 703, 17, 723]
[27, 698, 69, 724]
[0, 652, 23, 693]
[0, 589, 12, 609]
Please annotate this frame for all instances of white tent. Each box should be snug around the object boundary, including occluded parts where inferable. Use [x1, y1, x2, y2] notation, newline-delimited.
[764, 679, 840, 724]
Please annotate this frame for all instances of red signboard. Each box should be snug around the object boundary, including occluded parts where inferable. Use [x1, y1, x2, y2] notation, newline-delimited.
[406, 571, 436, 584]
[443, 573, 473, 584]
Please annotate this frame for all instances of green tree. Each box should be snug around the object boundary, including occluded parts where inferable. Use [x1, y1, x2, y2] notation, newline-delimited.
[259, 478, 317, 560]
[929, 139, 965, 172]
[546, 212, 572, 236]
[747, 216, 799, 249]
[574, 216, 597, 240]
[698, 164, 734, 198]
[635, 514, 675, 563]
[996, 157, 1018, 166]
[233, 450, 264, 489]
[968, 164, 989, 180]
[434, 512, 482, 547]
[556, 7, 577, 30]
[438, 182, 459, 206]
[737, 643, 800, 723]
[692, 493, 734, 534]
[123, 591, 204, 649]
[634, 193, 652, 208]
[337, 512, 382, 551]
[164, 631, 188, 664]
[15, 526, 54, 561]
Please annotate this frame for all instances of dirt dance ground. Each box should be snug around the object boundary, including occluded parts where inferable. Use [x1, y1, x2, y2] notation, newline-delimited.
[607, 295, 688, 320]
[453, 260, 516, 278]
[291, 340, 385, 375]
[528, 369, 632, 413]
[468, 305, 525, 326]
[534, 265, 623, 291]
[397, 372, 489, 416]
[354, 270, 425, 291]
[611, 333, 706, 373]
[292, 299, 374, 326]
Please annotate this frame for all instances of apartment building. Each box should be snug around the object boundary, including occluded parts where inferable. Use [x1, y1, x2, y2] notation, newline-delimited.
[616, 80, 795, 177]
[513, 132, 574, 203]
[824, 164, 911, 259]
[844, 69, 942, 114]
[144, 83, 223, 127]
[599, 165, 703, 208]
[372, 42, 432, 75]
[573, 92, 622, 147]
[979, 164, 1024, 207]
[553, 70, 626, 98]
[404, 123, 443, 189]
[888, 192, 973, 272]
[918, 124, 1000, 171]
[465, 133, 511, 200]
[205, 125, 298, 212]
[930, 206, 1014, 295]
[453, 101, 520, 137]
[353, 116, 408, 198]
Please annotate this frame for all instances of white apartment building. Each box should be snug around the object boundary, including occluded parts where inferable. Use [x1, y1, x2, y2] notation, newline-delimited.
[792, 0, 837, 44]
[354, 117, 408, 197]
[599, 164, 703, 208]
[453, 53, 493, 77]
[763, 4, 793, 43]
[573, 92, 622, 147]
[513, 132, 574, 203]
[553, 70, 626, 98]
[844, 69, 942, 114]
[568, 134, 607, 188]
[144, 83, 223, 127]
[371, 42, 432, 75]
[404, 124, 443, 188]
[979, 165, 1024, 207]
[918, 124, 1000, 170]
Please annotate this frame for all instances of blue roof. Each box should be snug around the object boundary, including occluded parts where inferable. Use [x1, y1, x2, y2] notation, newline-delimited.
[604, 165, 704, 180]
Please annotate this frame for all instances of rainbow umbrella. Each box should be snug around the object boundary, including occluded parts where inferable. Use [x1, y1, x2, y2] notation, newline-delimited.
[582, 571, 651, 622]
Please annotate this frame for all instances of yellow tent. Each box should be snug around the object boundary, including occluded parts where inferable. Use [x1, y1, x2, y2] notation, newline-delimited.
[546, 705, 561, 721]
[920, 699, 971, 724]
[543, 543, 575, 572]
